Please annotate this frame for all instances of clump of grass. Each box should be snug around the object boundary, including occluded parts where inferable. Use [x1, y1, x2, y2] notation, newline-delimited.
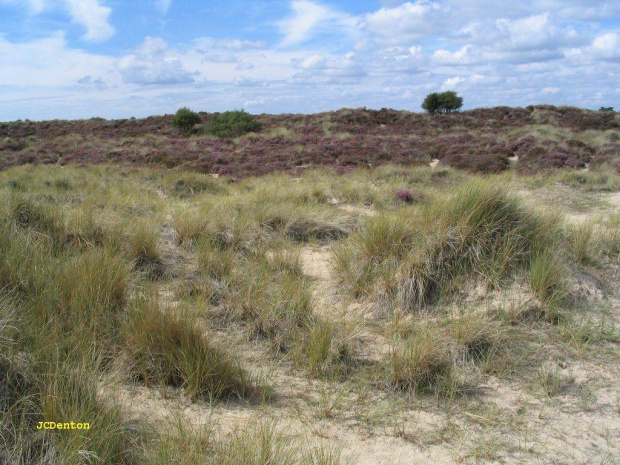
[534, 364, 564, 397]
[51, 249, 131, 350]
[227, 250, 313, 351]
[570, 222, 595, 265]
[529, 248, 567, 305]
[333, 214, 411, 298]
[401, 181, 560, 311]
[594, 213, 620, 257]
[174, 209, 208, 244]
[447, 314, 503, 366]
[147, 420, 343, 465]
[9, 194, 63, 238]
[0, 349, 143, 464]
[387, 326, 454, 394]
[293, 317, 358, 377]
[126, 221, 166, 279]
[197, 236, 236, 280]
[124, 293, 254, 400]
[335, 181, 563, 312]
[169, 172, 227, 198]
[284, 216, 352, 243]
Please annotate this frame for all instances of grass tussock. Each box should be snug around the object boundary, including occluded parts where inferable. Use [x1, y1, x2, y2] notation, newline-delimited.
[123, 293, 255, 400]
[293, 317, 359, 377]
[147, 420, 343, 465]
[335, 180, 563, 312]
[387, 326, 454, 394]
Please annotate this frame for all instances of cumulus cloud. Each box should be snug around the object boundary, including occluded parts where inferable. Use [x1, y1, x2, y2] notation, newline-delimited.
[0, 32, 115, 87]
[117, 37, 197, 85]
[291, 52, 366, 85]
[361, 1, 443, 44]
[591, 32, 620, 62]
[65, 0, 114, 42]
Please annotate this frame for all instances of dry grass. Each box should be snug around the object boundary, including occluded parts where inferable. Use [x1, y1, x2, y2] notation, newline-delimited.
[1, 163, 619, 464]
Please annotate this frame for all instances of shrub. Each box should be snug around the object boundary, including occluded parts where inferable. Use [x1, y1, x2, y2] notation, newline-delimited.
[205, 110, 263, 138]
[394, 189, 420, 204]
[172, 107, 201, 135]
[422, 91, 464, 114]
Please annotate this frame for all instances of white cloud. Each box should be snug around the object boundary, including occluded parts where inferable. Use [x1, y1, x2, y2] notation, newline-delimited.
[156, 0, 172, 14]
[213, 39, 266, 50]
[0, 0, 114, 41]
[361, 1, 442, 44]
[0, 32, 115, 87]
[235, 62, 255, 70]
[0, 0, 46, 13]
[117, 37, 197, 85]
[277, 0, 355, 46]
[65, 0, 114, 42]
[591, 32, 620, 62]
[441, 76, 466, 90]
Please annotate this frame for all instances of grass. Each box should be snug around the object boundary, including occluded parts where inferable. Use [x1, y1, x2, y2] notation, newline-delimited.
[146, 420, 344, 465]
[293, 317, 359, 377]
[123, 292, 256, 400]
[1, 162, 619, 463]
[334, 180, 562, 312]
[387, 326, 455, 395]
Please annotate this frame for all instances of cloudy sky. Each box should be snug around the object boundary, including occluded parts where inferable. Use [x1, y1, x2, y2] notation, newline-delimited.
[1, 0, 619, 120]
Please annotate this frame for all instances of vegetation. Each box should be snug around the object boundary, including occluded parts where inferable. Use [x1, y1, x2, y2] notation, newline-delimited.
[171, 107, 201, 134]
[421, 91, 464, 114]
[204, 109, 263, 138]
[1, 118, 620, 463]
[1, 105, 619, 177]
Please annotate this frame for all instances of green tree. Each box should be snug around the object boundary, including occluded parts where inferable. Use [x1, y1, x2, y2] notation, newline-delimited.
[205, 110, 263, 138]
[599, 107, 615, 112]
[172, 107, 201, 134]
[422, 91, 464, 114]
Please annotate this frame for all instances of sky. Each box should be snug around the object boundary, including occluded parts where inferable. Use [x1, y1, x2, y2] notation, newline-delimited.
[0, 0, 619, 121]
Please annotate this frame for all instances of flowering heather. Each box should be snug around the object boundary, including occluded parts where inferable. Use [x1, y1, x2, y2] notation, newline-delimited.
[1, 105, 619, 176]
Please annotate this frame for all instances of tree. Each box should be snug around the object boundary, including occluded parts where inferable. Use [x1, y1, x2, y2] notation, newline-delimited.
[172, 107, 201, 134]
[422, 91, 464, 114]
[599, 107, 615, 112]
[205, 110, 263, 138]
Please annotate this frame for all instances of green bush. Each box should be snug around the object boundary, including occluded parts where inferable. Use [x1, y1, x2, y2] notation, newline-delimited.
[421, 91, 463, 114]
[172, 107, 201, 134]
[205, 110, 263, 138]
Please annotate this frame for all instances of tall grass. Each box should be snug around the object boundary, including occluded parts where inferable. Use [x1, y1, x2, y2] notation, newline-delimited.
[123, 293, 255, 400]
[334, 180, 563, 312]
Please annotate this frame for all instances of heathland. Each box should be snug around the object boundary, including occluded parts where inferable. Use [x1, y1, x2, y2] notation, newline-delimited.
[1, 106, 620, 464]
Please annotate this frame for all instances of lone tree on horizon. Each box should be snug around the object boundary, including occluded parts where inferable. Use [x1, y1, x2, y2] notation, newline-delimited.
[422, 91, 464, 114]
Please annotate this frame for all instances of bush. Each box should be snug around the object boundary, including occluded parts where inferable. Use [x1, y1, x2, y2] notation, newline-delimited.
[172, 107, 201, 134]
[422, 91, 463, 114]
[205, 110, 263, 138]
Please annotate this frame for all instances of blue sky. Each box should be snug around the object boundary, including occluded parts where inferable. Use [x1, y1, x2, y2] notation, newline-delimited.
[0, 0, 619, 120]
